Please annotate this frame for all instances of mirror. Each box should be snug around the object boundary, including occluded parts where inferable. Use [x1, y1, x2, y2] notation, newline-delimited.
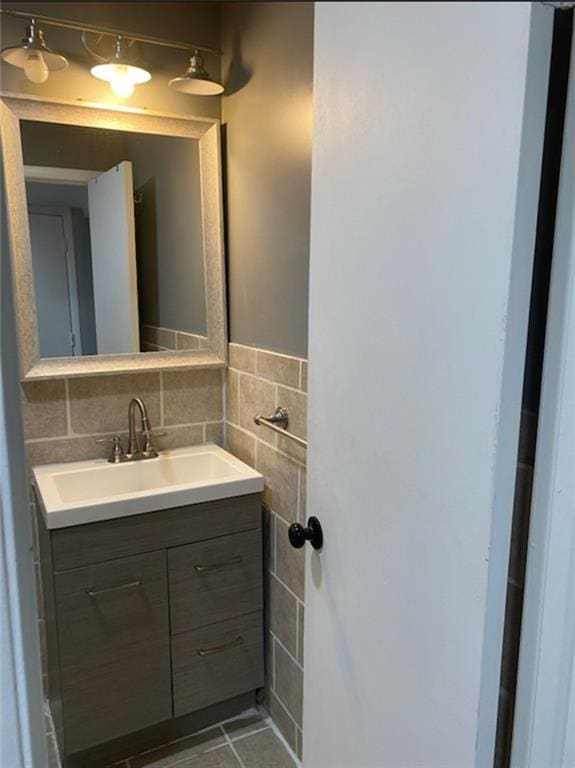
[1, 97, 226, 379]
[22, 121, 208, 357]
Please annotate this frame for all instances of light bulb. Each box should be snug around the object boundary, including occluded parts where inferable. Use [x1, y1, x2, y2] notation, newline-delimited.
[110, 76, 135, 97]
[24, 51, 49, 84]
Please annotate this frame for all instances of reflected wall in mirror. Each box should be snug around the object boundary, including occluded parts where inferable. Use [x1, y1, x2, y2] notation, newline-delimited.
[22, 120, 208, 357]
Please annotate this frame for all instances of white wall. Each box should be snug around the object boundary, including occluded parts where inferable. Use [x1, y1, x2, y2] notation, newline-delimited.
[305, 2, 552, 766]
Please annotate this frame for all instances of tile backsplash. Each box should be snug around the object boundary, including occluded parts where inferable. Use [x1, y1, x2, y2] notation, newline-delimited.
[225, 342, 307, 759]
[22, 368, 224, 465]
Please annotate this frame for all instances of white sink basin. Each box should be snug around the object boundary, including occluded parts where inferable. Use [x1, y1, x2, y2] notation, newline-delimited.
[33, 444, 264, 529]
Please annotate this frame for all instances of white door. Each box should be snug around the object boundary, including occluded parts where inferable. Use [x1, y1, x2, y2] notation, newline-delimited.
[304, 4, 552, 767]
[88, 161, 139, 354]
[29, 207, 81, 357]
[511, 26, 575, 768]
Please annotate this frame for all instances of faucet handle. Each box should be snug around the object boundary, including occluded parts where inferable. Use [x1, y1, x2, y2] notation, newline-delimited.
[96, 434, 128, 464]
[141, 430, 167, 457]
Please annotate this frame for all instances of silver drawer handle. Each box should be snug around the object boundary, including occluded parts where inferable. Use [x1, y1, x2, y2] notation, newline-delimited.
[85, 579, 142, 598]
[197, 635, 244, 657]
[194, 555, 243, 573]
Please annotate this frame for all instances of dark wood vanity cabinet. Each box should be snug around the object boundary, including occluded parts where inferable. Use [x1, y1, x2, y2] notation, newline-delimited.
[38, 494, 264, 764]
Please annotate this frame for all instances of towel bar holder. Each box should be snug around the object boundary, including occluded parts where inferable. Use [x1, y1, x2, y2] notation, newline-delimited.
[253, 407, 307, 449]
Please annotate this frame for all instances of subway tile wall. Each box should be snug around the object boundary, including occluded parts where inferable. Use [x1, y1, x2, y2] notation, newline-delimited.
[225, 343, 307, 759]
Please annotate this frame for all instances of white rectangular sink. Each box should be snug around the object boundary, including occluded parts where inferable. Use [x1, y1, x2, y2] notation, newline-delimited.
[33, 444, 264, 529]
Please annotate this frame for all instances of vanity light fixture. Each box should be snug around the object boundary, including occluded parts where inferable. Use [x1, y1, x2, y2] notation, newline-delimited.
[1, 18, 68, 84]
[0, 8, 223, 98]
[90, 35, 151, 98]
[169, 50, 224, 96]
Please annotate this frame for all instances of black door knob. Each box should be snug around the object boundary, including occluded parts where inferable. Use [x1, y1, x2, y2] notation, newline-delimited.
[288, 516, 323, 550]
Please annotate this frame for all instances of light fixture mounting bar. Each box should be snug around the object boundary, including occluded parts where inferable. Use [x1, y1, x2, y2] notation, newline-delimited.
[0, 8, 222, 56]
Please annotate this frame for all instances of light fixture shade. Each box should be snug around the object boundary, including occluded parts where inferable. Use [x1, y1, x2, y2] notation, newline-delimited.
[1, 21, 68, 72]
[90, 36, 151, 92]
[169, 51, 223, 96]
[91, 61, 151, 85]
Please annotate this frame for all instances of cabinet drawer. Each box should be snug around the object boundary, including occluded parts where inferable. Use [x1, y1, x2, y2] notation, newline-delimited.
[172, 612, 264, 716]
[168, 529, 263, 634]
[51, 494, 261, 570]
[54, 551, 171, 754]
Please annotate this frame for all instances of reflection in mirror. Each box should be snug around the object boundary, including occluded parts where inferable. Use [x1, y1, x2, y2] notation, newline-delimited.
[21, 121, 208, 358]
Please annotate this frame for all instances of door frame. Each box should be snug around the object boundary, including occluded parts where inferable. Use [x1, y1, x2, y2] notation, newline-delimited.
[511, 25, 575, 767]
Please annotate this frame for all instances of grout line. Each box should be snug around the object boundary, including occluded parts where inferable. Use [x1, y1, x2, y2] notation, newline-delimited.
[221, 726, 248, 768]
[227, 725, 271, 744]
[228, 422, 306, 469]
[265, 698, 302, 766]
[229, 366, 308, 396]
[64, 378, 72, 436]
[25, 420, 223, 444]
[271, 631, 304, 673]
[270, 571, 304, 611]
[231, 341, 307, 366]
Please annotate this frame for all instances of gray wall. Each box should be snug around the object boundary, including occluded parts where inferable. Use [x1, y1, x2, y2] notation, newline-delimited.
[1, 2, 221, 120]
[221, 2, 313, 357]
[128, 134, 207, 335]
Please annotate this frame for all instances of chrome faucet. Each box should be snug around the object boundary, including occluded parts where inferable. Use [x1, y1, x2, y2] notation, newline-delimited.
[96, 397, 165, 463]
[127, 397, 164, 460]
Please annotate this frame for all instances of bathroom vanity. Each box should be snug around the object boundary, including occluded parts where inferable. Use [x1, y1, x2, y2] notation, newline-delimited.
[34, 446, 265, 767]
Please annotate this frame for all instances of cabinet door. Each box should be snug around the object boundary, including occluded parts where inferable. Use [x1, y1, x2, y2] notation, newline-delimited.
[54, 551, 171, 754]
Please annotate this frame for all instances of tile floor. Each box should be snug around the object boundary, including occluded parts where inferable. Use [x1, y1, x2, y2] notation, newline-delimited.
[45, 706, 298, 768]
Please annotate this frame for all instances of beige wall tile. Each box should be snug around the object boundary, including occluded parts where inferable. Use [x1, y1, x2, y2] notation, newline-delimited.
[297, 603, 304, 664]
[227, 423, 256, 467]
[267, 574, 298, 658]
[205, 422, 224, 445]
[163, 369, 223, 425]
[238, 374, 276, 445]
[277, 387, 307, 439]
[257, 443, 299, 522]
[300, 361, 308, 393]
[276, 385, 307, 462]
[155, 424, 204, 451]
[226, 369, 239, 425]
[142, 325, 176, 350]
[27, 435, 122, 465]
[21, 380, 67, 440]
[69, 373, 161, 435]
[229, 343, 257, 374]
[257, 350, 300, 388]
[176, 332, 201, 351]
[275, 517, 305, 600]
[274, 642, 303, 726]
